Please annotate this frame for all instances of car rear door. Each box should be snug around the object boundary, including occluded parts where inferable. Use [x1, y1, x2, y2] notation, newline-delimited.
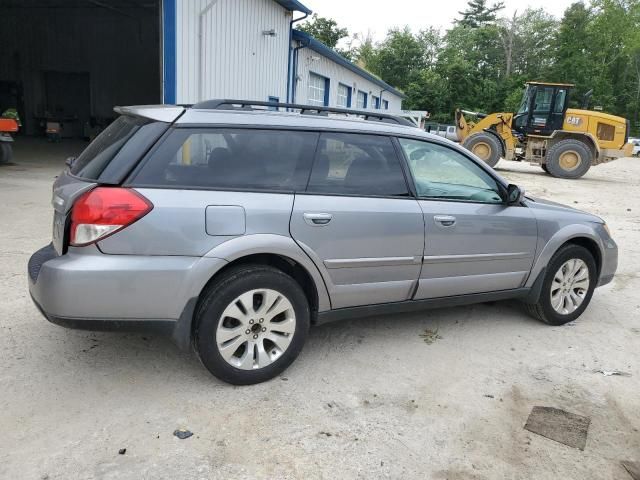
[397, 138, 538, 299]
[290, 132, 424, 309]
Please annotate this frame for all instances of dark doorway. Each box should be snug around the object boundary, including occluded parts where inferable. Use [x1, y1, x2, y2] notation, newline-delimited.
[44, 71, 91, 138]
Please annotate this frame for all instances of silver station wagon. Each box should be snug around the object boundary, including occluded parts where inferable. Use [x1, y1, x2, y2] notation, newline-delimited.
[28, 100, 618, 385]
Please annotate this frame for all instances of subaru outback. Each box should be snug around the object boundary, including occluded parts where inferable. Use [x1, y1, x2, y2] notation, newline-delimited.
[28, 100, 618, 385]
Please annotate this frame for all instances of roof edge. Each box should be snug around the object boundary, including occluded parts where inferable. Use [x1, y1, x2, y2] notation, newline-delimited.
[274, 0, 312, 15]
[292, 30, 406, 99]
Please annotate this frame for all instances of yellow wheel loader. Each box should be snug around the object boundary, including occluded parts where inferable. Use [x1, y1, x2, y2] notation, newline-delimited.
[456, 82, 634, 179]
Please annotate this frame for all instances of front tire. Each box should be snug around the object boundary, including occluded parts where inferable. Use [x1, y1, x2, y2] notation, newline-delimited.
[524, 244, 597, 325]
[462, 133, 502, 167]
[195, 265, 310, 385]
[545, 139, 593, 179]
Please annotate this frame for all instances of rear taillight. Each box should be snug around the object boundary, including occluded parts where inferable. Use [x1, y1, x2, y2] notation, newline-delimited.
[70, 187, 153, 246]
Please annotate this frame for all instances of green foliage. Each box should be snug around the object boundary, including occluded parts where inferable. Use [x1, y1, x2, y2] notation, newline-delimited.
[298, 14, 349, 49]
[457, 0, 505, 28]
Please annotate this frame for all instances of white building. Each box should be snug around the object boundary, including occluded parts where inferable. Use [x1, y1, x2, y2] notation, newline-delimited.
[171, 0, 405, 110]
[0, 0, 403, 137]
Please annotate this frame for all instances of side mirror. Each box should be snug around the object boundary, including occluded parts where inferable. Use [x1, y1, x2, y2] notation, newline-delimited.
[506, 184, 525, 205]
[65, 157, 76, 168]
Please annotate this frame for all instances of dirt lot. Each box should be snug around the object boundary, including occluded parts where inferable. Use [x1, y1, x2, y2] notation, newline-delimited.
[1, 138, 639, 480]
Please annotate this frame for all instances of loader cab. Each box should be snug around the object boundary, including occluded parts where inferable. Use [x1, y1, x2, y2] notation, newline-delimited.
[513, 82, 573, 136]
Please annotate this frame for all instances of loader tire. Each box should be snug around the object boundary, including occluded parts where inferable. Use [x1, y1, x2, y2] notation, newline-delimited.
[545, 139, 592, 179]
[0, 143, 12, 165]
[462, 133, 502, 168]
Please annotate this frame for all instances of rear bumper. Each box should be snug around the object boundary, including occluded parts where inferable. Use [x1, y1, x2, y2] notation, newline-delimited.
[28, 244, 227, 349]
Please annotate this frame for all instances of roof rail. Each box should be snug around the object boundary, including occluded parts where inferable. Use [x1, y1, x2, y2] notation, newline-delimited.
[190, 99, 416, 127]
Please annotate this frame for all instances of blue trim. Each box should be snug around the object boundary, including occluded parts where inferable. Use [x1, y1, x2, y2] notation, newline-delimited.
[274, 0, 312, 14]
[268, 96, 280, 111]
[383, 99, 389, 110]
[292, 29, 406, 99]
[372, 95, 380, 109]
[323, 77, 330, 106]
[162, 0, 176, 104]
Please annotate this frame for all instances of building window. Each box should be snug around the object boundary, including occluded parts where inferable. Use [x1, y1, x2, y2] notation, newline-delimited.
[268, 96, 279, 111]
[383, 100, 389, 110]
[372, 95, 380, 109]
[356, 90, 367, 109]
[308, 72, 329, 106]
[337, 83, 352, 108]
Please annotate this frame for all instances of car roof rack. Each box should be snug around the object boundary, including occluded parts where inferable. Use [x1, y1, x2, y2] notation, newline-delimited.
[190, 99, 416, 127]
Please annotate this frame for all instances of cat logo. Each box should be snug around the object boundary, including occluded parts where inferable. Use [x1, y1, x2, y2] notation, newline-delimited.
[566, 116, 582, 126]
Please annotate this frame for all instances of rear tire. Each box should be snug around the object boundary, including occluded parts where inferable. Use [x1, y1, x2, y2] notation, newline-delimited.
[545, 139, 593, 179]
[462, 133, 502, 168]
[524, 244, 597, 326]
[541, 164, 550, 174]
[195, 265, 310, 385]
[0, 143, 12, 164]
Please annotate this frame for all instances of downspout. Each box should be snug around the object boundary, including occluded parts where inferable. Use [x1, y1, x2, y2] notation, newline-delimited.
[287, 12, 309, 104]
[292, 37, 311, 104]
[198, 0, 219, 101]
[379, 88, 387, 110]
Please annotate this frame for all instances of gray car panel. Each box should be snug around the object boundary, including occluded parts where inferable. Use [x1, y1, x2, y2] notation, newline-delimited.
[98, 190, 294, 256]
[416, 200, 538, 298]
[30, 244, 228, 320]
[290, 195, 424, 309]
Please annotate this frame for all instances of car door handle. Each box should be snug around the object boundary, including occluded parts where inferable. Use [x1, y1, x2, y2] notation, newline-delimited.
[303, 212, 333, 226]
[434, 215, 456, 227]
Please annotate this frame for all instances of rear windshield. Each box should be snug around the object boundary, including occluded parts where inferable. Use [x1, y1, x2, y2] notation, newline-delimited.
[70, 115, 148, 180]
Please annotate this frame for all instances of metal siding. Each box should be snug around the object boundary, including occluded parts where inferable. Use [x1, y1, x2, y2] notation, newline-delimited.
[294, 47, 403, 111]
[176, 0, 290, 103]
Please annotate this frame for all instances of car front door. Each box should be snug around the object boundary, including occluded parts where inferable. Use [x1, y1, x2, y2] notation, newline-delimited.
[397, 138, 538, 299]
[290, 132, 424, 309]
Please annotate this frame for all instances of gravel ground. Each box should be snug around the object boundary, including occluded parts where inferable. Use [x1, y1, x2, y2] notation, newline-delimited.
[1, 138, 639, 480]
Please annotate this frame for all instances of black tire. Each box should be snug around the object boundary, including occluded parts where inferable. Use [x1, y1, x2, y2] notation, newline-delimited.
[524, 244, 597, 326]
[541, 163, 550, 174]
[195, 265, 310, 385]
[0, 143, 12, 164]
[462, 132, 502, 168]
[545, 139, 593, 179]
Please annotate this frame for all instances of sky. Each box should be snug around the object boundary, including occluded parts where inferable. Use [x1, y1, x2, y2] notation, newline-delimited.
[300, 0, 577, 42]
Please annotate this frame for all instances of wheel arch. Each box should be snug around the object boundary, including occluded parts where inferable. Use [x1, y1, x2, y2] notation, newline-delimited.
[549, 131, 599, 161]
[482, 128, 506, 158]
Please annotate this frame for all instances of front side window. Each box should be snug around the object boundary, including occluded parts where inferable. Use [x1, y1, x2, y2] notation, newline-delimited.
[307, 133, 409, 197]
[308, 73, 328, 106]
[399, 138, 503, 204]
[132, 129, 319, 191]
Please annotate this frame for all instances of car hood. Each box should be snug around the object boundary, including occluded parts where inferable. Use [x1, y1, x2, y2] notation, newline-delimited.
[525, 196, 604, 223]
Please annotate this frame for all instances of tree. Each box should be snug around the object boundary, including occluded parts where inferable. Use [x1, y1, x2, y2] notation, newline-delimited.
[298, 14, 349, 49]
[457, 0, 505, 28]
[369, 27, 427, 91]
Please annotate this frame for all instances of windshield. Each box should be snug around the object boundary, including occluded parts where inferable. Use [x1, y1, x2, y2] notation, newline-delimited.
[70, 115, 148, 180]
[517, 85, 534, 115]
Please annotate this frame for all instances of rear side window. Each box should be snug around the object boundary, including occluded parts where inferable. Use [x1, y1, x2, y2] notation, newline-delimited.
[132, 129, 319, 191]
[306, 133, 409, 196]
[71, 115, 148, 180]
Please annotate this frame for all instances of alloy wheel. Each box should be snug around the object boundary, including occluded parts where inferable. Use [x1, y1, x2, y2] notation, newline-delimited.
[550, 258, 590, 315]
[216, 289, 296, 370]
